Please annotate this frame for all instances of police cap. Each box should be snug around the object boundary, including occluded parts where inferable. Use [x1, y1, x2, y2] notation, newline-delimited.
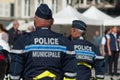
[72, 20, 87, 31]
[35, 4, 52, 20]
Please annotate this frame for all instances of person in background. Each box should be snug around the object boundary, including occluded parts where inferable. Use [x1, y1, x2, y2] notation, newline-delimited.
[0, 39, 10, 79]
[107, 26, 119, 76]
[70, 20, 105, 80]
[0, 24, 9, 42]
[8, 20, 22, 48]
[101, 27, 111, 74]
[63, 32, 68, 37]
[26, 25, 35, 33]
[9, 4, 76, 80]
[117, 30, 120, 46]
[92, 30, 102, 49]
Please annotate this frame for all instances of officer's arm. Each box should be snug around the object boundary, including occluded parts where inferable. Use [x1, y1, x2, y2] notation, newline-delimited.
[107, 37, 112, 56]
[62, 39, 77, 80]
[93, 46, 105, 80]
[94, 59, 105, 80]
[9, 53, 24, 80]
[9, 35, 26, 80]
[63, 52, 77, 80]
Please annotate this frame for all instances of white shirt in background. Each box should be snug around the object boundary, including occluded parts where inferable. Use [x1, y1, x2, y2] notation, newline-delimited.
[101, 34, 110, 45]
[0, 39, 10, 52]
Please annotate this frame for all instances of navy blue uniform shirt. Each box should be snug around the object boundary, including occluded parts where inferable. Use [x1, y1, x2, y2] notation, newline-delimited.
[71, 37, 105, 80]
[9, 27, 77, 80]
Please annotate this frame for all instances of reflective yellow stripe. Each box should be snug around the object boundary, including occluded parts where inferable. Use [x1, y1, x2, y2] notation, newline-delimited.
[77, 62, 92, 69]
[63, 77, 76, 80]
[33, 70, 56, 80]
[8, 77, 10, 80]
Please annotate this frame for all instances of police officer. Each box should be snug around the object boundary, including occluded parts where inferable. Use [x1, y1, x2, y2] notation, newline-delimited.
[9, 4, 76, 80]
[0, 39, 10, 79]
[70, 20, 105, 80]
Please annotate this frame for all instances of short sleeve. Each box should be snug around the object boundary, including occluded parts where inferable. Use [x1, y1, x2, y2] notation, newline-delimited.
[101, 37, 106, 45]
[106, 34, 110, 39]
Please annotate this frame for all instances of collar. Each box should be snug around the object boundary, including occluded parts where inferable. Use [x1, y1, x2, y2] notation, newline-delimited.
[79, 37, 84, 40]
[36, 27, 50, 30]
[112, 32, 117, 35]
[41, 27, 49, 29]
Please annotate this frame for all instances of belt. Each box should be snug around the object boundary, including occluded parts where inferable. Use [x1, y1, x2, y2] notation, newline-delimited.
[77, 62, 92, 69]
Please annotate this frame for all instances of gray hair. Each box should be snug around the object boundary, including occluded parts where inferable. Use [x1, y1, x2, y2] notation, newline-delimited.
[74, 28, 85, 37]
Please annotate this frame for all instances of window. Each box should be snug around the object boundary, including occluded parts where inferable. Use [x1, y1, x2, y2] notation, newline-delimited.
[0, 4, 3, 16]
[28, 0, 30, 16]
[67, 0, 72, 5]
[76, 0, 79, 4]
[24, 0, 30, 17]
[4, 5, 9, 16]
[81, 0, 83, 4]
[52, 0, 54, 12]
[52, 0, 58, 13]
[38, 0, 44, 5]
[25, 0, 27, 16]
[10, 3, 14, 17]
[0, 3, 10, 17]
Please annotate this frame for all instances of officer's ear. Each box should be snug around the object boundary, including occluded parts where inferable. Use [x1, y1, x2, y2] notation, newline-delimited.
[70, 28, 74, 35]
[71, 28, 78, 37]
[74, 31, 78, 37]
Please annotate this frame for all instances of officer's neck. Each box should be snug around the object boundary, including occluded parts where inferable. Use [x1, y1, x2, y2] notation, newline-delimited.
[73, 36, 80, 40]
[79, 36, 84, 40]
[36, 27, 51, 30]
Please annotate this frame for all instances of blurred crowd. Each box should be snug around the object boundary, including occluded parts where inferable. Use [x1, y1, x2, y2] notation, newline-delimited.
[0, 20, 35, 49]
[92, 27, 120, 77]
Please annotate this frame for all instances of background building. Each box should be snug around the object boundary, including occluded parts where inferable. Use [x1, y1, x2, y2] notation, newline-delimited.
[0, 0, 120, 42]
[0, 0, 119, 19]
[0, 0, 15, 17]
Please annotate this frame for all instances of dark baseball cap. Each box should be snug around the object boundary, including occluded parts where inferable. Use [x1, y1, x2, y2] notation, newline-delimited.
[72, 20, 87, 31]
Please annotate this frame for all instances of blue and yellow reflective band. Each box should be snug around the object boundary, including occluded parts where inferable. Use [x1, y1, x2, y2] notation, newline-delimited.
[63, 77, 76, 80]
[77, 62, 92, 69]
[33, 70, 56, 80]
